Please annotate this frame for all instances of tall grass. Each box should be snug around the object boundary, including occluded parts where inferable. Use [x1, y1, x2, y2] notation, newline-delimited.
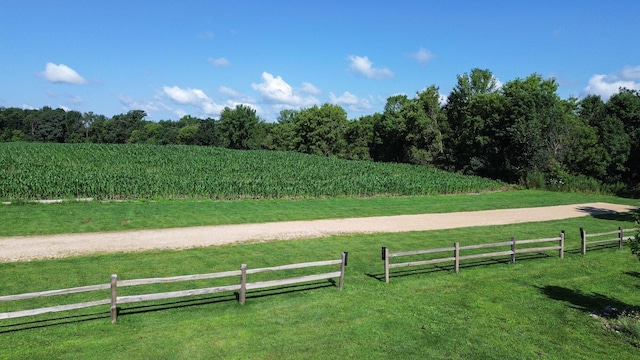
[0, 142, 504, 200]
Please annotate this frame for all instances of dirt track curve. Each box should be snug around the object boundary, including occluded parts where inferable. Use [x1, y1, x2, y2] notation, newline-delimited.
[1, 202, 636, 263]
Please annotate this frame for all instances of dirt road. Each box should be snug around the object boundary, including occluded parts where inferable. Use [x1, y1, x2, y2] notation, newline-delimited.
[1, 202, 636, 262]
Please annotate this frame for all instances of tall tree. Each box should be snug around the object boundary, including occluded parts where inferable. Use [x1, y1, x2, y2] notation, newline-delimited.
[498, 74, 567, 182]
[219, 105, 261, 150]
[606, 89, 640, 186]
[292, 103, 348, 157]
[444, 68, 501, 175]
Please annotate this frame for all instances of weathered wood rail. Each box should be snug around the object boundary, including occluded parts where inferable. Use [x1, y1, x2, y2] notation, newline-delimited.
[580, 227, 637, 255]
[382, 232, 565, 283]
[0, 252, 348, 324]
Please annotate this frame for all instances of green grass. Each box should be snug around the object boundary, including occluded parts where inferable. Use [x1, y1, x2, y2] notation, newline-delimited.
[2, 190, 639, 236]
[1, 215, 639, 359]
[0, 142, 504, 200]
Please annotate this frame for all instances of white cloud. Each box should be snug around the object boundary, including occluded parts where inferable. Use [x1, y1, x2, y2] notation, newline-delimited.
[300, 82, 321, 95]
[163, 86, 209, 105]
[41, 63, 87, 84]
[208, 57, 230, 67]
[407, 48, 434, 63]
[329, 91, 371, 112]
[218, 86, 256, 104]
[160, 85, 261, 118]
[251, 72, 318, 107]
[621, 65, 640, 80]
[68, 95, 84, 105]
[347, 55, 394, 79]
[118, 95, 161, 114]
[583, 66, 640, 99]
[162, 86, 225, 115]
[218, 86, 241, 97]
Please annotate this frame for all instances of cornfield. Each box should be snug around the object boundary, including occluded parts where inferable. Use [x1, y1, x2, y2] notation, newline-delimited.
[0, 142, 504, 200]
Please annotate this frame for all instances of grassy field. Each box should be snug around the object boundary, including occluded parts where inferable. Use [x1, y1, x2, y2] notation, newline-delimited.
[0, 142, 504, 200]
[2, 190, 639, 236]
[1, 215, 639, 359]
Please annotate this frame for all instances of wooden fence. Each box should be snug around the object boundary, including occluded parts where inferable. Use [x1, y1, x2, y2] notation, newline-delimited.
[381, 232, 565, 283]
[580, 227, 637, 255]
[0, 252, 348, 324]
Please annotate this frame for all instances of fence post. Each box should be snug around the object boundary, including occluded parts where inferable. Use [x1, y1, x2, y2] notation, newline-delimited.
[110, 274, 118, 323]
[454, 242, 460, 274]
[338, 252, 348, 290]
[382, 247, 390, 283]
[239, 264, 247, 305]
[618, 226, 624, 249]
[580, 228, 586, 255]
[559, 230, 565, 259]
[510, 237, 516, 264]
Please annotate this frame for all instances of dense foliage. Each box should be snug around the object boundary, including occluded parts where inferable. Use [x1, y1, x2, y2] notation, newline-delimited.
[0, 142, 504, 200]
[2, 69, 639, 193]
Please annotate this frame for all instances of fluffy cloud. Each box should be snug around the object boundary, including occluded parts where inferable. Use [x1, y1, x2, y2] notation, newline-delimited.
[407, 48, 434, 63]
[118, 95, 162, 114]
[251, 72, 318, 107]
[347, 55, 394, 79]
[160, 85, 261, 118]
[208, 57, 230, 67]
[41, 63, 87, 84]
[329, 91, 371, 112]
[583, 65, 640, 99]
[162, 86, 224, 115]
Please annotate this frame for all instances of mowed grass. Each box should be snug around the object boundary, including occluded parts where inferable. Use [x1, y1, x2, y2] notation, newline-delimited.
[1, 215, 639, 359]
[2, 190, 639, 236]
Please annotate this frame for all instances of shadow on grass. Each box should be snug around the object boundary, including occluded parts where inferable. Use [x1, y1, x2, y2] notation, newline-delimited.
[0, 311, 110, 334]
[537, 285, 638, 315]
[367, 252, 555, 282]
[623, 271, 640, 290]
[0, 280, 337, 332]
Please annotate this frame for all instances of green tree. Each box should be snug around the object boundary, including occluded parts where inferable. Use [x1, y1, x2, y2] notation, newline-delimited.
[371, 95, 410, 162]
[106, 110, 147, 143]
[574, 95, 629, 181]
[194, 118, 220, 146]
[219, 105, 261, 150]
[444, 68, 501, 175]
[344, 114, 376, 160]
[606, 89, 640, 187]
[292, 103, 348, 157]
[372, 87, 445, 165]
[498, 74, 567, 182]
[177, 124, 199, 145]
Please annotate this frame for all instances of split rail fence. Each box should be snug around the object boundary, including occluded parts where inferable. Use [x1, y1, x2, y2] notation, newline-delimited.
[580, 227, 637, 255]
[382, 232, 565, 283]
[0, 252, 348, 324]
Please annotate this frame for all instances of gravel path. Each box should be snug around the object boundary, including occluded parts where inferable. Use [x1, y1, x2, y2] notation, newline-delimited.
[0, 202, 635, 263]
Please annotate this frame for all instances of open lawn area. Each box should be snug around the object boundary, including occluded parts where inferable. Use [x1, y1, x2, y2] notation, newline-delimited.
[1, 192, 639, 359]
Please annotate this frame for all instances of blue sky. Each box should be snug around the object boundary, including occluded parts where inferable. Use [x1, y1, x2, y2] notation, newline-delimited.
[2, 1, 640, 122]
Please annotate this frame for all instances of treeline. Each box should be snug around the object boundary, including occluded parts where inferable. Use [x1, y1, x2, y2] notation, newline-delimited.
[1, 69, 639, 193]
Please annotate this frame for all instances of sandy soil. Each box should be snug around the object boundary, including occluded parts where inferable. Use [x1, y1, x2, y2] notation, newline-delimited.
[1, 202, 636, 263]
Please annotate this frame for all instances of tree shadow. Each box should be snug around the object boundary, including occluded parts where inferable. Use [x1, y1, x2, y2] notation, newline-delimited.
[537, 285, 638, 315]
[576, 206, 638, 222]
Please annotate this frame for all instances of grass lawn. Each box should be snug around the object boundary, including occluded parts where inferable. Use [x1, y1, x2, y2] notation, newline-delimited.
[1, 212, 639, 359]
[2, 189, 639, 236]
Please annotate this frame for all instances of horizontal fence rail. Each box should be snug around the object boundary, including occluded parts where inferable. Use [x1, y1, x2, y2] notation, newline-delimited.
[580, 227, 637, 255]
[0, 252, 348, 324]
[382, 232, 565, 283]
